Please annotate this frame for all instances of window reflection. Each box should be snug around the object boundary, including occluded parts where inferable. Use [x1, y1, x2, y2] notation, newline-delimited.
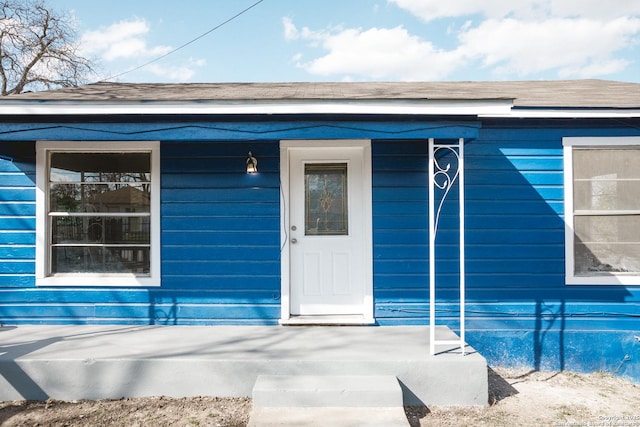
[305, 163, 348, 235]
[50, 184, 150, 213]
[48, 151, 152, 276]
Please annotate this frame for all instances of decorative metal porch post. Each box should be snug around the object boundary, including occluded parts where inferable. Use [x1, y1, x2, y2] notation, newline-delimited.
[429, 138, 466, 356]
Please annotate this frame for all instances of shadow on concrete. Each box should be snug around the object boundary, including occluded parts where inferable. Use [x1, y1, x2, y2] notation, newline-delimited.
[403, 366, 520, 426]
[0, 326, 151, 402]
[0, 331, 57, 401]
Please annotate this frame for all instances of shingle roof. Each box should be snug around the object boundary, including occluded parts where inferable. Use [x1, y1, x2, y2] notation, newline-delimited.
[5, 79, 640, 109]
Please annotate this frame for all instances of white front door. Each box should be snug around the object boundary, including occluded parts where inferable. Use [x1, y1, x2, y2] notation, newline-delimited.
[281, 141, 373, 321]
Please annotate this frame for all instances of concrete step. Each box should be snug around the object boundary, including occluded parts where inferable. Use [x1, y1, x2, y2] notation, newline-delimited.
[248, 407, 409, 427]
[252, 375, 404, 407]
[249, 375, 408, 426]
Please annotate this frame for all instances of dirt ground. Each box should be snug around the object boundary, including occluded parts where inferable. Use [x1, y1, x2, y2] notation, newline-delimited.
[411, 367, 640, 427]
[0, 367, 638, 427]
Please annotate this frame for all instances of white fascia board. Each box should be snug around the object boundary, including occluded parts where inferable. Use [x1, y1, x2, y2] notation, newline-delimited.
[0, 99, 513, 116]
[4, 100, 640, 118]
[482, 108, 640, 118]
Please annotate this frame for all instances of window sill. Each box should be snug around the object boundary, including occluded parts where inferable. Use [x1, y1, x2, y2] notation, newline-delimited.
[36, 275, 160, 287]
[566, 275, 640, 286]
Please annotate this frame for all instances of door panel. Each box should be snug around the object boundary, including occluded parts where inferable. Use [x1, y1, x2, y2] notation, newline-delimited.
[289, 147, 365, 315]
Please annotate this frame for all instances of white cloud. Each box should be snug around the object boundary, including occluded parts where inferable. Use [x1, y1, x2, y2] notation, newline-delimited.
[550, 0, 640, 20]
[283, 16, 332, 45]
[388, 0, 526, 21]
[145, 64, 193, 82]
[293, 25, 463, 80]
[282, 17, 298, 40]
[388, 0, 640, 21]
[145, 58, 206, 82]
[286, 0, 640, 81]
[80, 18, 207, 82]
[459, 17, 640, 77]
[80, 19, 172, 62]
[559, 59, 631, 79]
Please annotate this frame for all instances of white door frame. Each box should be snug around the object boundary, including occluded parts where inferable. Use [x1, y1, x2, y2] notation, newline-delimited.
[279, 140, 373, 323]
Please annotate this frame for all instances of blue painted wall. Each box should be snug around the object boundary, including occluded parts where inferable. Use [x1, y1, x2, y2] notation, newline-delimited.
[0, 117, 639, 382]
[458, 122, 640, 382]
[158, 141, 281, 324]
[0, 140, 283, 325]
[369, 122, 640, 383]
[0, 142, 36, 292]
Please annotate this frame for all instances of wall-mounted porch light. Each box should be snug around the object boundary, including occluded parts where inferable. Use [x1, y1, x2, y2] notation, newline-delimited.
[246, 151, 258, 174]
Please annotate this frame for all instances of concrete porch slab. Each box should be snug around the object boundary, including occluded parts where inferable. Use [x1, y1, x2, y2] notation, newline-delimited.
[0, 325, 487, 406]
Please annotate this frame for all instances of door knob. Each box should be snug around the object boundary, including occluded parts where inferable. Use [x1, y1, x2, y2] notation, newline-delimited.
[291, 238, 298, 244]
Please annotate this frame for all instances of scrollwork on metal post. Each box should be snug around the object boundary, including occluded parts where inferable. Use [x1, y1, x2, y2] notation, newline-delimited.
[432, 145, 461, 238]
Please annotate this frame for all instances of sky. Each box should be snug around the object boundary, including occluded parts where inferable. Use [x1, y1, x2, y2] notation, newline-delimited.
[47, 0, 640, 84]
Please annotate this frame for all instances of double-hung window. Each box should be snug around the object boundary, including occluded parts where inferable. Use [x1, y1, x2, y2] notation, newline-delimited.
[36, 141, 160, 286]
[564, 137, 640, 285]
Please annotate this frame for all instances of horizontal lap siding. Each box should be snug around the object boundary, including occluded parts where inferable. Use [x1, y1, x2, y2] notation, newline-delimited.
[372, 141, 430, 322]
[453, 125, 639, 380]
[1, 123, 639, 380]
[0, 143, 36, 294]
[156, 141, 282, 324]
[372, 128, 640, 380]
[0, 141, 282, 325]
[465, 130, 566, 309]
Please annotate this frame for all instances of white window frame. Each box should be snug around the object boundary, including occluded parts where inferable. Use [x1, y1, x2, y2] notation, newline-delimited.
[36, 141, 161, 287]
[563, 136, 640, 286]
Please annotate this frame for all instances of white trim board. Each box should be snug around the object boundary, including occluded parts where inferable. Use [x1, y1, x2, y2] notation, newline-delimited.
[2, 100, 640, 118]
[0, 99, 512, 117]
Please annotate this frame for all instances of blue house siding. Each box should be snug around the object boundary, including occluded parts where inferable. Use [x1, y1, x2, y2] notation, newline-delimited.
[0, 143, 36, 291]
[372, 140, 431, 324]
[0, 118, 639, 381]
[367, 124, 640, 381]
[451, 122, 639, 381]
[0, 140, 283, 325]
[158, 141, 281, 325]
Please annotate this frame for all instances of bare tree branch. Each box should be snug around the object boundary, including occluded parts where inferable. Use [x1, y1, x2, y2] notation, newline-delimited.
[0, 0, 94, 95]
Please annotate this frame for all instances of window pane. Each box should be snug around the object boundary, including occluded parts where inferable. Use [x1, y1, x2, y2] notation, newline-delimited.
[574, 215, 640, 274]
[574, 149, 640, 180]
[305, 163, 348, 235]
[573, 149, 640, 212]
[52, 246, 150, 274]
[52, 216, 150, 244]
[575, 215, 640, 243]
[575, 243, 640, 274]
[50, 152, 150, 183]
[50, 184, 151, 213]
[574, 180, 640, 211]
[42, 146, 157, 282]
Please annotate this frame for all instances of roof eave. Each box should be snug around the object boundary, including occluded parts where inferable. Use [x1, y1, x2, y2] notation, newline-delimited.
[483, 107, 640, 118]
[1, 99, 639, 119]
[0, 99, 513, 117]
